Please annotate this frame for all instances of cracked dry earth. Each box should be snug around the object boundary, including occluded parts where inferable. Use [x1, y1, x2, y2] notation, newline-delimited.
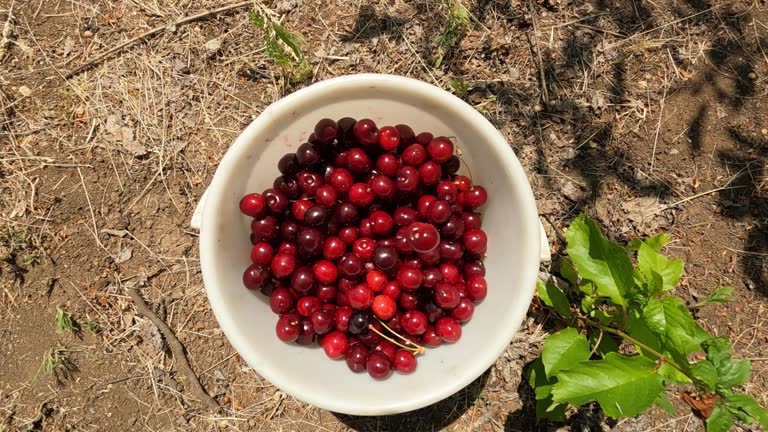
[1, 0, 767, 431]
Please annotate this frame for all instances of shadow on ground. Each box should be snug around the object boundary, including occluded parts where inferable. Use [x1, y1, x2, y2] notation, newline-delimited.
[333, 370, 490, 431]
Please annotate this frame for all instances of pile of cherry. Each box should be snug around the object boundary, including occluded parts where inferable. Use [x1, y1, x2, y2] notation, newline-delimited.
[240, 117, 489, 380]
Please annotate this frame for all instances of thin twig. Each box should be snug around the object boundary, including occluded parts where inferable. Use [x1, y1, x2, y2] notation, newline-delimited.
[650, 70, 668, 170]
[525, 0, 549, 105]
[65, 1, 253, 78]
[649, 185, 747, 215]
[125, 286, 222, 414]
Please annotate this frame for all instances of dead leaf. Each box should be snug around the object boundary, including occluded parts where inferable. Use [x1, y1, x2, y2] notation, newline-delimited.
[113, 247, 132, 264]
[681, 392, 719, 419]
[204, 38, 222, 56]
[561, 181, 585, 202]
[63, 36, 75, 57]
[100, 229, 128, 237]
[105, 115, 147, 156]
[137, 319, 164, 353]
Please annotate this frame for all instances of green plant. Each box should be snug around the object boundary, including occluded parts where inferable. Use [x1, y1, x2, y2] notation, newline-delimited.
[33, 348, 77, 384]
[531, 214, 768, 431]
[249, 11, 311, 83]
[55, 307, 77, 334]
[434, 0, 470, 68]
[448, 78, 470, 97]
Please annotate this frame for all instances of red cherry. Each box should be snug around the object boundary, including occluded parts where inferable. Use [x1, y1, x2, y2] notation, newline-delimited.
[312, 259, 338, 284]
[401, 310, 428, 335]
[250, 242, 274, 265]
[394, 349, 417, 373]
[436, 317, 462, 343]
[276, 313, 301, 342]
[366, 270, 388, 292]
[353, 119, 379, 147]
[467, 275, 488, 302]
[348, 284, 374, 310]
[378, 126, 400, 151]
[427, 137, 454, 163]
[240, 193, 266, 218]
[372, 294, 397, 320]
[320, 331, 349, 359]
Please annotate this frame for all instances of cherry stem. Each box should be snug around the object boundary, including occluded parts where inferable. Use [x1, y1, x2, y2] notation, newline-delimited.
[371, 320, 427, 355]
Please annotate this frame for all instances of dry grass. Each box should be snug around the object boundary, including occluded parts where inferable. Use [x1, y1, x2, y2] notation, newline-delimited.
[0, 0, 767, 430]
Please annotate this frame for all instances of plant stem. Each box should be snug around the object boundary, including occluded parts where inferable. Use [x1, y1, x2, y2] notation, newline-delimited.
[582, 317, 692, 379]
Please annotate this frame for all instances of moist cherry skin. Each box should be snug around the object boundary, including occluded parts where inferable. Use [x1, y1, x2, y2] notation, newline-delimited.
[314, 118, 339, 144]
[280, 220, 300, 242]
[251, 215, 279, 243]
[422, 267, 443, 288]
[463, 260, 486, 278]
[466, 275, 488, 302]
[296, 142, 321, 167]
[451, 298, 475, 322]
[320, 330, 349, 359]
[250, 242, 274, 265]
[315, 185, 338, 208]
[338, 253, 364, 279]
[370, 175, 396, 200]
[439, 241, 464, 262]
[278, 153, 300, 176]
[240, 193, 267, 218]
[461, 212, 483, 230]
[436, 317, 462, 343]
[270, 287, 294, 314]
[419, 248, 441, 266]
[436, 180, 458, 203]
[372, 294, 397, 320]
[348, 183, 375, 207]
[366, 352, 392, 380]
[262, 188, 289, 214]
[415, 132, 433, 145]
[291, 199, 313, 222]
[402, 143, 427, 166]
[444, 155, 461, 175]
[270, 253, 297, 279]
[376, 153, 399, 176]
[465, 185, 488, 208]
[304, 205, 328, 226]
[338, 226, 359, 245]
[353, 119, 379, 147]
[297, 227, 324, 258]
[395, 124, 415, 146]
[422, 325, 443, 347]
[378, 126, 400, 151]
[347, 148, 372, 174]
[381, 281, 401, 300]
[434, 282, 461, 309]
[463, 228, 488, 256]
[399, 292, 420, 310]
[275, 313, 301, 342]
[418, 161, 442, 186]
[427, 200, 452, 224]
[334, 306, 353, 332]
[316, 284, 337, 302]
[393, 207, 419, 227]
[427, 137, 454, 163]
[273, 176, 301, 199]
[417, 195, 437, 220]
[336, 117, 357, 145]
[348, 310, 372, 335]
[372, 245, 399, 272]
[312, 259, 338, 284]
[296, 319, 316, 345]
[243, 264, 271, 290]
[440, 216, 465, 240]
[372, 340, 397, 362]
[334, 202, 359, 226]
[394, 349, 417, 373]
[322, 236, 346, 260]
[291, 266, 317, 296]
[401, 310, 428, 335]
[407, 222, 441, 253]
[352, 238, 376, 261]
[347, 284, 374, 310]
[345, 343, 369, 373]
[329, 168, 354, 193]
[440, 263, 461, 284]
[396, 266, 423, 291]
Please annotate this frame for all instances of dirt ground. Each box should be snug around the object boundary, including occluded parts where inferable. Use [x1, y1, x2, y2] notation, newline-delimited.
[1, 0, 767, 431]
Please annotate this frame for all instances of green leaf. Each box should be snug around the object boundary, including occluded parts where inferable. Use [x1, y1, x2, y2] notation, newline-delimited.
[717, 359, 751, 389]
[528, 358, 567, 421]
[625, 309, 664, 358]
[566, 214, 633, 306]
[637, 243, 684, 293]
[560, 257, 580, 285]
[542, 328, 591, 378]
[706, 405, 734, 432]
[537, 280, 572, 318]
[551, 353, 664, 418]
[653, 297, 709, 356]
[702, 337, 732, 367]
[581, 295, 595, 313]
[658, 356, 693, 384]
[627, 233, 670, 251]
[690, 360, 719, 392]
[696, 287, 734, 307]
[589, 332, 618, 358]
[272, 22, 305, 61]
[642, 298, 666, 334]
[536, 398, 567, 421]
[655, 394, 675, 414]
[725, 393, 768, 427]
[248, 11, 266, 29]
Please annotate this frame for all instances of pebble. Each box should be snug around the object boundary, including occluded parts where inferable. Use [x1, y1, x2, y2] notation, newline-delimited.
[761, 129, 767, 136]
[83, 30, 94, 38]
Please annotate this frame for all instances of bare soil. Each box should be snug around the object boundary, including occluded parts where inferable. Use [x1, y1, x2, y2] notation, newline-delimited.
[1, 0, 766, 431]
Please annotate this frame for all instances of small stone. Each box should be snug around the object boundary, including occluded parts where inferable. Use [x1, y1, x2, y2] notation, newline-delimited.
[83, 30, 94, 38]
[748, 72, 757, 80]
[18, 86, 31, 96]
[761, 129, 767, 136]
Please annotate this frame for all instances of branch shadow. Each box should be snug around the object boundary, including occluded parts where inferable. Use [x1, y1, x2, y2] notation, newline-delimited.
[341, 4, 410, 42]
[332, 370, 490, 431]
